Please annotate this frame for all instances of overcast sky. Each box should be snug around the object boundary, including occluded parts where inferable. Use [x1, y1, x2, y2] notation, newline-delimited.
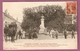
[3, 2, 66, 23]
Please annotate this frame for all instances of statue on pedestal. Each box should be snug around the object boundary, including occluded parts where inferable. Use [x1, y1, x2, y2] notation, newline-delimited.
[39, 15, 45, 34]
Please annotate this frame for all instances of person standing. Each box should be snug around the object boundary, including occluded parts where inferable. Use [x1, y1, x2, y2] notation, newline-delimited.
[63, 30, 67, 39]
[55, 30, 58, 39]
[8, 22, 17, 42]
[15, 30, 19, 40]
[50, 28, 55, 38]
[8, 24, 15, 42]
[32, 28, 38, 39]
[13, 22, 17, 40]
[44, 28, 47, 35]
[18, 30, 22, 39]
[25, 30, 29, 39]
[28, 28, 32, 39]
[71, 30, 75, 39]
[4, 25, 9, 42]
[22, 31, 26, 39]
[48, 29, 51, 36]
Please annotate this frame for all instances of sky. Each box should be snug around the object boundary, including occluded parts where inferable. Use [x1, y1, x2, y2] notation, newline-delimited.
[3, 2, 66, 23]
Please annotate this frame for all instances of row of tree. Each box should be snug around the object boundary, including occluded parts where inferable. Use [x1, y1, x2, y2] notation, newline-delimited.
[21, 5, 77, 32]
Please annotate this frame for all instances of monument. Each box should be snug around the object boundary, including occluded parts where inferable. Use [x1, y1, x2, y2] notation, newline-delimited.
[39, 15, 45, 34]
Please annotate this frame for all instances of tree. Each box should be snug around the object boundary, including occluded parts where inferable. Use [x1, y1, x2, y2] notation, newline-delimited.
[21, 5, 66, 32]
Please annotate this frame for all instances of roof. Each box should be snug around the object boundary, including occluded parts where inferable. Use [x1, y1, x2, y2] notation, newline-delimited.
[3, 12, 21, 24]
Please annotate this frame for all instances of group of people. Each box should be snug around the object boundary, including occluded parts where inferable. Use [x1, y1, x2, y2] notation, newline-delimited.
[49, 28, 76, 39]
[4, 22, 17, 42]
[4, 22, 38, 42]
[50, 29, 58, 39]
[4, 22, 76, 43]
[63, 30, 75, 39]
[25, 28, 38, 39]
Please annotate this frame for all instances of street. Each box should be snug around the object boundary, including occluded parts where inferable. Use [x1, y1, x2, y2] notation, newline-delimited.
[3, 34, 77, 50]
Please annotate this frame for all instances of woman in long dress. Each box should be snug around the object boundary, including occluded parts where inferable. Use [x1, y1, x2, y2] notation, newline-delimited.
[50, 29, 55, 38]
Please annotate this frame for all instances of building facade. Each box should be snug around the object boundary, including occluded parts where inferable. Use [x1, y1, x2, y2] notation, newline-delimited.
[64, 14, 77, 24]
[3, 12, 21, 31]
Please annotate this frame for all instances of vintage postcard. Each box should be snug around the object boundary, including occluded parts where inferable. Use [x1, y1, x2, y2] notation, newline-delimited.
[3, 1, 77, 50]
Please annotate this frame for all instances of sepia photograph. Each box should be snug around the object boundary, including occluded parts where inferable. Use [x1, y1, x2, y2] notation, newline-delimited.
[3, 1, 77, 50]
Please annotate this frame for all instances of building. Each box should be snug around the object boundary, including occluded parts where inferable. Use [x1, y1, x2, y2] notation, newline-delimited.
[3, 11, 21, 31]
[72, 14, 77, 24]
[64, 14, 77, 24]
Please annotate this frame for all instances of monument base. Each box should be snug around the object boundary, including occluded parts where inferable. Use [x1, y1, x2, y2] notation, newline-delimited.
[39, 28, 45, 34]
